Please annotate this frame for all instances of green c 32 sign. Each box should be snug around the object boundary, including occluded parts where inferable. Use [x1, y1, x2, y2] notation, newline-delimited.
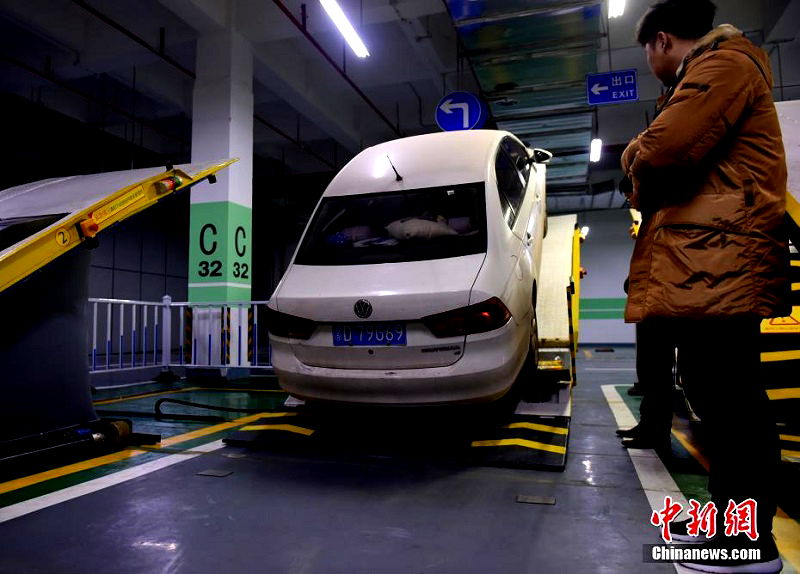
[189, 201, 252, 302]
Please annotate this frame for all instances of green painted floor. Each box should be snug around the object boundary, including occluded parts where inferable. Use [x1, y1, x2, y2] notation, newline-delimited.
[0, 379, 291, 508]
[616, 385, 711, 504]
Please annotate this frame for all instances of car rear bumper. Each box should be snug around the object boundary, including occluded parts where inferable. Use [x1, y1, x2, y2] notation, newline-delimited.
[270, 320, 529, 405]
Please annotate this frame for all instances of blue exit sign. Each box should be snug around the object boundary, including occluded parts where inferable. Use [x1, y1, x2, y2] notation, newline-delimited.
[587, 69, 639, 105]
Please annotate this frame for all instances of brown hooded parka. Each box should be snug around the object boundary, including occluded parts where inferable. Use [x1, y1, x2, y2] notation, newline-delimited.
[622, 24, 790, 322]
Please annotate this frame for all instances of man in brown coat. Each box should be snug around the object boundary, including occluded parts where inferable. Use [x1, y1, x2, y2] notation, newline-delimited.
[622, 1, 789, 571]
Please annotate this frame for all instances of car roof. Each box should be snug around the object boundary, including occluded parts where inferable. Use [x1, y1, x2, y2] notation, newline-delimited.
[323, 130, 514, 197]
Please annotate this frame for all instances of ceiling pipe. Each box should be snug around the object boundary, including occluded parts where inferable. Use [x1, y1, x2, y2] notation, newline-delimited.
[70, 0, 195, 79]
[254, 114, 336, 169]
[270, 0, 401, 137]
[0, 53, 189, 146]
[406, 82, 437, 129]
[69, 0, 344, 166]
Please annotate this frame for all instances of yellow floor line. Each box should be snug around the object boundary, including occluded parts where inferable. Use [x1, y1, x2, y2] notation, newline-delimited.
[245, 412, 297, 419]
[239, 424, 314, 436]
[672, 429, 800, 572]
[93, 386, 203, 405]
[783, 449, 800, 459]
[671, 428, 709, 471]
[471, 438, 566, 454]
[505, 422, 568, 435]
[0, 412, 270, 495]
[0, 449, 150, 496]
[768, 388, 800, 400]
[761, 350, 800, 362]
[780, 434, 800, 443]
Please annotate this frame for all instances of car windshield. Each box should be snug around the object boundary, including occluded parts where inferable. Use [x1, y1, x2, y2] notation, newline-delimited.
[294, 182, 487, 265]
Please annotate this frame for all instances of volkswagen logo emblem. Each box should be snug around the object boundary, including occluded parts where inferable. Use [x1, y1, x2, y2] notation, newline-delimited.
[354, 299, 373, 319]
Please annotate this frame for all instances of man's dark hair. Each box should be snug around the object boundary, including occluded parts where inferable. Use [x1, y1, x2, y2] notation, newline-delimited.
[636, 0, 717, 45]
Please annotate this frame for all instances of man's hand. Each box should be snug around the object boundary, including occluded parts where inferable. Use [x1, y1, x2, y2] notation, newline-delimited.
[629, 209, 642, 239]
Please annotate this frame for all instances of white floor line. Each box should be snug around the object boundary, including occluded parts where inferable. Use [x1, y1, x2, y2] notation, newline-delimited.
[0, 440, 225, 524]
[600, 384, 691, 574]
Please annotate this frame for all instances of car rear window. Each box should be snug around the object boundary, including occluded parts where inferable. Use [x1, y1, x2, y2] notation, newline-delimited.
[294, 182, 487, 265]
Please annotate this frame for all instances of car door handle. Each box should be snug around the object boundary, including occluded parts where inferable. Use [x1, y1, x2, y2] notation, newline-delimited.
[525, 232, 532, 246]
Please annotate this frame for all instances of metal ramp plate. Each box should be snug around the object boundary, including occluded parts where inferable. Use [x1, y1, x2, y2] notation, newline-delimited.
[224, 391, 572, 471]
[536, 214, 577, 349]
[468, 413, 570, 470]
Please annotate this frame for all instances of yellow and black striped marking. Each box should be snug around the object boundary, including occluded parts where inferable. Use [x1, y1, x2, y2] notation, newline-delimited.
[759, 251, 800, 430]
[469, 415, 570, 470]
[224, 410, 571, 470]
[780, 433, 800, 461]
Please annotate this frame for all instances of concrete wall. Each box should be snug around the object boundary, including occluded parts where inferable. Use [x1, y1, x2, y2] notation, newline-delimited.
[576, 209, 636, 344]
[88, 194, 190, 303]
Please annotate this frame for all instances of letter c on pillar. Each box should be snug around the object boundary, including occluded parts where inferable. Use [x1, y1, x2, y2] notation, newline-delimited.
[235, 226, 247, 257]
[200, 223, 218, 255]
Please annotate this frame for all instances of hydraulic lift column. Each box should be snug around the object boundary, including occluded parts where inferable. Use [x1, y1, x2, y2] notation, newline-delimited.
[188, 28, 254, 374]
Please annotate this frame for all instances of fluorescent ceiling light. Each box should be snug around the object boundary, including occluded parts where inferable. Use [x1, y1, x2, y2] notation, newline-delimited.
[590, 138, 602, 162]
[320, 0, 370, 58]
[609, 0, 626, 18]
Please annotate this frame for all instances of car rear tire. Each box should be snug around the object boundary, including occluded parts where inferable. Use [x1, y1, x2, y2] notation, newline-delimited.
[514, 307, 540, 401]
[529, 309, 540, 369]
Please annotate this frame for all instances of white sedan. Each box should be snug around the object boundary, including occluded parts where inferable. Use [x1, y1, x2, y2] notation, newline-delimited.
[267, 129, 549, 405]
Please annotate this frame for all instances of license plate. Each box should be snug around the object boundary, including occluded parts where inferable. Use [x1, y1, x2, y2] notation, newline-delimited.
[332, 322, 407, 346]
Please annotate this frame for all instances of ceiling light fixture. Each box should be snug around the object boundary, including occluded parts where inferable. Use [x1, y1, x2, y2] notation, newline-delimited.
[320, 0, 370, 58]
[609, 0, 626, 18]
[590, 138, 603, 162]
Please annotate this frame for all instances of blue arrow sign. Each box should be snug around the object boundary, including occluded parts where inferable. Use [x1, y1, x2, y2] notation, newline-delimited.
[587, 69, 639, 105]
[436, 91, 488, 131]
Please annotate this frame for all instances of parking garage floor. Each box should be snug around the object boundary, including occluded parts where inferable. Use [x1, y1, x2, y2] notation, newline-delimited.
[1, 347, 798, 573]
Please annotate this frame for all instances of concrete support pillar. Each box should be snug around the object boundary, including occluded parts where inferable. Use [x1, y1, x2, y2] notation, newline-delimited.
[188, 27, 253, 370]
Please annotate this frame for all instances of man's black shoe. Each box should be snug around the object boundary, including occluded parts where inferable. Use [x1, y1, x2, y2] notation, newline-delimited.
[616, 424, 641, 438]
[668, 517, 716, 543]
[621, 435, 671, 452]
[627, 384, 644, 396]
[678, 534, 782, 573]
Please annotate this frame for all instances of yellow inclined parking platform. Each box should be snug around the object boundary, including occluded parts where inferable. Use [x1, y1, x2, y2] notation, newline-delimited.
[0, 158, 236, 293]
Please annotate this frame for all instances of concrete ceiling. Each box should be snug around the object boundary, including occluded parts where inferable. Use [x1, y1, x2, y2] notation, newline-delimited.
[0, 0, 797, 214]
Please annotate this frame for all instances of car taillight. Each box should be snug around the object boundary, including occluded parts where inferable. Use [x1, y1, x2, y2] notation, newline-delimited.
[266, 307, 316, 339]
[422, 297, 512, 338]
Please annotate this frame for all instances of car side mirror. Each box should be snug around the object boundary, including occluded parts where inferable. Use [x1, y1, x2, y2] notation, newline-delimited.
[531, 148, 553, 164]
